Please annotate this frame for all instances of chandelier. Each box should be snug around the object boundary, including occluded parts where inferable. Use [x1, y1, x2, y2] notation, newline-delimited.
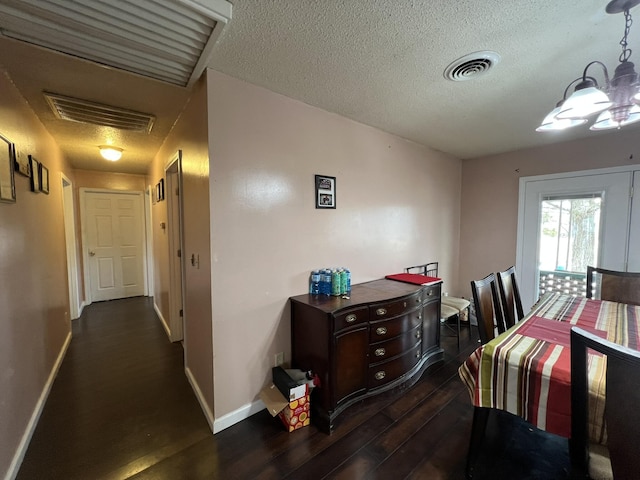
[537, 0, 640, 132]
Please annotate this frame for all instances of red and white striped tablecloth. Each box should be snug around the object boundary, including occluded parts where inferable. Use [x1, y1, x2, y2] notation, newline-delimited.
[459, 292, 640, 442]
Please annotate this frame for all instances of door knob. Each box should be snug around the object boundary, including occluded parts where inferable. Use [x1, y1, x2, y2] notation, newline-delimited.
[89, 251, 95, 256]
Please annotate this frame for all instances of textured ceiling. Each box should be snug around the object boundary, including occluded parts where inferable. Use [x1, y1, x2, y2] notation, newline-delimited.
[1, 0, 638, 174]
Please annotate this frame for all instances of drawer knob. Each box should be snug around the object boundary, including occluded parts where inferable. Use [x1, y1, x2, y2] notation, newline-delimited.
[416, 331, 421, 339]
[427, 289, 434, 296]
[376, 308, 387, 316]
[374, 371, 386, 380]
[416, 297, 421, 303]
[375, 326, 388, 336]
[416, 351, 421, 358]
[374, 348, 386, 357]
[345, 314, 357, 323]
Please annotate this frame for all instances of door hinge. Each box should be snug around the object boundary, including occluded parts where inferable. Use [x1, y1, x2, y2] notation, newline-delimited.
[179, 309, 183, 317]
[177, 249, 181, 258]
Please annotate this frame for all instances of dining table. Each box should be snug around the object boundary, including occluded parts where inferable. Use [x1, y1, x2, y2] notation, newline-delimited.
[458, 291, 640, 475]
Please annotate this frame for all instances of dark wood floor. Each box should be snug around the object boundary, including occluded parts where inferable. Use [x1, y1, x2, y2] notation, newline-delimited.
[17, 298, 571, 479]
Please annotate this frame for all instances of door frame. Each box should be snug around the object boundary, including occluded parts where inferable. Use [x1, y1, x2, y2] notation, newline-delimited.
[166, 151, 186, 342]
[516, 164, 638, 311]
[61, 173, 81, 319]
[79, 187, 148, 305]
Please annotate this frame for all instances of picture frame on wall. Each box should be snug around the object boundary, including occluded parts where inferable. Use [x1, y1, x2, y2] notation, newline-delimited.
[159, 178, 165, 201]
[39, 162, 49, 194]
[13, 145, 30, 177]
[315, 174, 336, 209]
[0, 134, 16, 203]
[29, 155, 41, 193]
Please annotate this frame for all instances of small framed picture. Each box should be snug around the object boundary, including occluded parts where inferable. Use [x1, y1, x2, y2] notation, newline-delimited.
[29, 155, 40, 193]
[13, 145, 30, 177]
[0, 134, 16, 203]
[315, 174, 336, 209]
[39, 163, 49, 194]
[158, 178, 165, 201]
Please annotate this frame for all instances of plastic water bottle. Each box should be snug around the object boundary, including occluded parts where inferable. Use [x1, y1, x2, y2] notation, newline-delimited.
[309, 270, 320, 295]
[331, 269, 341, 296]
[321, 269, 332, 296]
[339, 268, 347, 295]
[345, 268, 351, 294]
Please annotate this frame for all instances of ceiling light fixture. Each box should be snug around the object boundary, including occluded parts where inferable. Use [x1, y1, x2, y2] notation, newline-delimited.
[537, 0, 640, 132]
[99, 146, 123, 162]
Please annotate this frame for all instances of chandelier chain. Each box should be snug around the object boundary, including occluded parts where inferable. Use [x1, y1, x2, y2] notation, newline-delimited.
[619, 9, 633, 63]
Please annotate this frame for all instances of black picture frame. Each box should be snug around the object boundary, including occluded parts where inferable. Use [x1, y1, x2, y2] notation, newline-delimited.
[158, 178, 165, 201]
[0, 134, 16, 203]
[13, 145, 30, 177]
[29, 155, 40, 193]
[39, 162, 49, 194]
[315, 174, 336, 209]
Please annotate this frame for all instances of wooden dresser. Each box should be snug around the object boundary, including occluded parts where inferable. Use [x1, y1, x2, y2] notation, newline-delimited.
[290, 278, 443, 433]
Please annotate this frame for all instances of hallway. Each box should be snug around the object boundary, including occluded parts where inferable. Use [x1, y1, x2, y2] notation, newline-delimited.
[17, 297, 212, 479]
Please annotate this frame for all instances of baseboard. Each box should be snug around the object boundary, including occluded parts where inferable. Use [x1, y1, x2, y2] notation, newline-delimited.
[212, 399, 266, 434]
[153, 302, 171, 339]
[184, 366, 214, 432]
[5, 330, 72, 480]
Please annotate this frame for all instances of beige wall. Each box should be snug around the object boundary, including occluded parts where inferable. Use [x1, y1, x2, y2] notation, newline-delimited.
[459, 129, 640, 297]
[0, 71, 71, 478]
[206, 70, 462, 419]
[149, 75, 214, 420]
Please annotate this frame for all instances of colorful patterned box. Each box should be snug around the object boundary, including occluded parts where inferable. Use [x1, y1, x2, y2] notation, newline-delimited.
[278, 394, 311, 432]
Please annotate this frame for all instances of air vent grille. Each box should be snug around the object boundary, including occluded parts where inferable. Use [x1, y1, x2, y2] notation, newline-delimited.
[0, 0, 232, 87]
[44, 92, 155, 133]
[444, 51, 501, 82]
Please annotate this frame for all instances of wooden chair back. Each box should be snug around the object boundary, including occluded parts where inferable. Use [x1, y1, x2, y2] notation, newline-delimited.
[497, 266, 525, 329]
[570, 327, 640, 480]
[470, 273, 506, 344]
[586, 266, 640, 306]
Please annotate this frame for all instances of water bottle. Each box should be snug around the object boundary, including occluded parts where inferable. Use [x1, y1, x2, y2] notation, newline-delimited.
[321, 269, 332, 296]
[331, 269, 341, 296]
[345, 268, 351, 294]
[339, 268, 347, 295]
[309, 270, 320, 295]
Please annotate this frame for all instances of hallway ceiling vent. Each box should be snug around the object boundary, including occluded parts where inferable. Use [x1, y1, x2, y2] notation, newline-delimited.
[0, 0, 232, 87]
[44, 92, 156, 133]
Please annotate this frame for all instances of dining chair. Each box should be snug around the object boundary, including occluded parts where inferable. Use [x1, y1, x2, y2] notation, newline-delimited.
[586, 266, 640, 306]
[570, 327, 640, 480]
[405, 261, 470, 348]
[496, 265, 524, 329]
[470, 273, 506, 345]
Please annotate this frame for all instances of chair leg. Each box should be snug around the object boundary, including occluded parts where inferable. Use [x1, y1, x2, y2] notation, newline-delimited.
[466, 407, 490, 479]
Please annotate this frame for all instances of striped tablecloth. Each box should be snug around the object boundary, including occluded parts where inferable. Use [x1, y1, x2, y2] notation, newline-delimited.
[459, 292, 640, 442]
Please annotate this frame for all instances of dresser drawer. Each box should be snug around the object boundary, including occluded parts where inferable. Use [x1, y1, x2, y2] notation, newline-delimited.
[422, 283, 441, 302]
[370, 308, 422, 341]
[333, 306, 369, 331]
[369, 325, 422, 363]
[370, 291, 422, 320]
[368, 343, 422, 388]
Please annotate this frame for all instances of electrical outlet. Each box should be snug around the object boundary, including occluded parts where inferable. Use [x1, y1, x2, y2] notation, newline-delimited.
[275, 352, 284, 367]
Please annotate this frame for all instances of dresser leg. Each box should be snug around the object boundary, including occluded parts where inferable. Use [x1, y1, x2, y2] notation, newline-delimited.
[465, 406, 490, 479]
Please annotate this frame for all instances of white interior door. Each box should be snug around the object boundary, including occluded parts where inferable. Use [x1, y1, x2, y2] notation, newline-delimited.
[517, 169, 633, 311]
[62, 174, 80, 319]
[166, 151, 185, 342]
[82, 189, 146, 302]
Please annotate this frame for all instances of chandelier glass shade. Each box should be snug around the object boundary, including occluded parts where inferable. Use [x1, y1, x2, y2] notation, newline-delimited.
[537, 0, 640, 132]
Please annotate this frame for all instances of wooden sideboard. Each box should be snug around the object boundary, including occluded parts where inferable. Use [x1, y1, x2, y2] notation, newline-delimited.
[290, 278, 443, 433]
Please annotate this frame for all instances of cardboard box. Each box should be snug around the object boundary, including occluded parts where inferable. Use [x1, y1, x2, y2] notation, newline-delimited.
[272, 366, 308, 401]
[260, 369, 312, 432]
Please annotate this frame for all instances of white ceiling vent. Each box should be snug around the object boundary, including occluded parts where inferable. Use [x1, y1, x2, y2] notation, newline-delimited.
[44, 92, 156, 133]
[0, 0, 232, 87]
[444, 51, 501, 82]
